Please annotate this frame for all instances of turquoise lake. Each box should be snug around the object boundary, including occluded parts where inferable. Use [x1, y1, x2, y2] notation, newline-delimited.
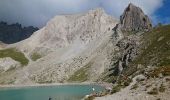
[0, 85, 104, 100]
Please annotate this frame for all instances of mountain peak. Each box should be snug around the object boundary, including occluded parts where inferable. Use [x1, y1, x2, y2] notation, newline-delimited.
[120, 3, 152, 32]
[128, 3, 135, 7]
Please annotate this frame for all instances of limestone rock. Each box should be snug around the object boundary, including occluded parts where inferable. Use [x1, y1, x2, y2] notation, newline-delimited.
[2, 4, 153, 84]
[6, 8, 119, 84]
[0, 57, 21, 72]
[120, 3, 152, 32]
[136, 74, 146, 82]
[13, 8, 117, 54]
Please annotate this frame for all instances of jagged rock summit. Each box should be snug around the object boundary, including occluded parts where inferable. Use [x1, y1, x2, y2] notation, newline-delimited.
[120, 3, 152, 32]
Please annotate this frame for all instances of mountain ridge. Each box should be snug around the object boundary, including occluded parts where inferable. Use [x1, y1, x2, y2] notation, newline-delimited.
[0, 5, 169, 97]
[0, 21, 38, 44]
[1, 8, 119, 84]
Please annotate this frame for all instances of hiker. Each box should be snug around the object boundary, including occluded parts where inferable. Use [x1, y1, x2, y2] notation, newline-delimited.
[92, 87, 95, 95]
[49, 97, 52, 100]
[92, 87, 95, 92]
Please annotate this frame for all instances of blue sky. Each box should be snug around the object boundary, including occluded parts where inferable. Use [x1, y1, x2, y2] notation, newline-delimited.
[154, 0, 170, 24]
[0, 0, 169, 27]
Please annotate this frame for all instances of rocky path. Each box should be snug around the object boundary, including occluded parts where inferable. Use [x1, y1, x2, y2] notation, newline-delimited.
[95, 75, 170, 100]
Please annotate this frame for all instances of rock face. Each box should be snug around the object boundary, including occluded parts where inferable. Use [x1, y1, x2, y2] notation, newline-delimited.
[0, 4, 154, 85]
[0, 57, 21, 72]
[6, 8, 119, 84]
[120, 3, 152, 32]
[111, 34, 140, 76]
[13, 8, 117, 55]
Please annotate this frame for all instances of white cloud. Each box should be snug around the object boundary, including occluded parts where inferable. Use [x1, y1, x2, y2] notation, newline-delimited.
[101, 0, 163, 17]
[0, 0, 163, 27]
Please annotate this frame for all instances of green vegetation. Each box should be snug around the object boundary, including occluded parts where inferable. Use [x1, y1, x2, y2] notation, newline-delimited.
[111, 84, 123, 93]
[103, 76, 116, 83]
[37, 80, 52, 84]
[106, 25, 170, 94]
[98, 70, 117, 83]
[30, 52, 42, 61]
[134, 25, 170, 67]
[0, 48, 29, 66]
[111, 77, 132, 93]
[124, 25, 170, 77]
[148, 66, 170, 77]
[68, 62, 93, 82]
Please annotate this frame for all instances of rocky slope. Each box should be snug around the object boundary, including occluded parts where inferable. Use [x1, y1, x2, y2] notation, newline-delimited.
[94, 4, 170, 100]
[96, 75, 170, 100]
[0, 8, 120, 84]
[0, 6, 169, 100]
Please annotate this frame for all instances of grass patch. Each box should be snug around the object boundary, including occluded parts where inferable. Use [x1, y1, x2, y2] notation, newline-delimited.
[148, 65, 170, 77]
[111, 85, 121, 93]
[0, 48, 28, 66]
[97, 70, 117, 83]
[68, 62, 93, 82]
[111, 84, 124, 94]
[30, 52, 42, 61]
[111, 77, 132, 93]
[124, 25, 170, 78]
[133, 25, 170, 67]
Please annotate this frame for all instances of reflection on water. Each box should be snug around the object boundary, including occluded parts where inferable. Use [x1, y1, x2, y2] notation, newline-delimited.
[0, 85, 104, 100]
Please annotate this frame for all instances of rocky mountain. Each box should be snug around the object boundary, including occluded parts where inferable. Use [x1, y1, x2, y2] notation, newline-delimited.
[0, 22, 38, 44]
[1, 8, 119, 84]
[95, 4, 170, 100]
[95, 24, 170, 100]
[120, 3, 152, 32]
[0, 5, 169, 98]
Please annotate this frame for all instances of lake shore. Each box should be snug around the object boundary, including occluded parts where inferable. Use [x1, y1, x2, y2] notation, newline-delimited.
[0, 82, 112, 89]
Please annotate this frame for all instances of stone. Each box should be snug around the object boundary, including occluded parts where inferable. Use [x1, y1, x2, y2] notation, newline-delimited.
[120, 3, 152, 32]
[0, 57, 21, 72]
[136, 74, 146, 82]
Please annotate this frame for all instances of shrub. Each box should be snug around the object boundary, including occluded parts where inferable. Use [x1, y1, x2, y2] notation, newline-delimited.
[111, 84, 122, 94]
[67, 62, 92, 82]
[31, 52, 42, 61]
[0, 48, 29, 66]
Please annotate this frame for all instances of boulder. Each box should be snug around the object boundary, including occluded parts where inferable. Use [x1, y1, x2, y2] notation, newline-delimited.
[0, 57, 21, 72]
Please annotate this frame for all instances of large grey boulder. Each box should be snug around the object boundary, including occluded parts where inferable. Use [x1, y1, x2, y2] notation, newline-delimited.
[0, 57, 21, 72]
[120, 3, 152, 32]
